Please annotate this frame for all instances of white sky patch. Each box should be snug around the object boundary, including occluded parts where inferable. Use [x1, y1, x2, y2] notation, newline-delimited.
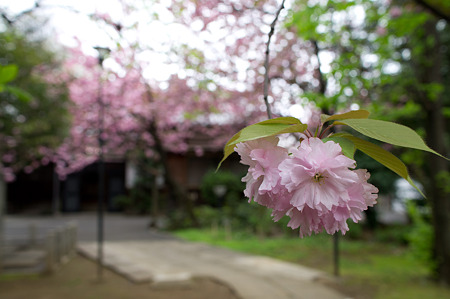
[1, 0, 298, 91]
[288, 104, 307, 121]
[348, 5, 366, 27]
[1, 0, 206, 81]
[382, 61, 401, 75]
[318, 50, 334, 73]
[102, 57, 126, 77]
[350, 103, 360, 110]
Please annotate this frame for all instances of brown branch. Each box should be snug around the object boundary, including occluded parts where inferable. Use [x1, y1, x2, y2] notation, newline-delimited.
[0, 12, 13, 25]
[413, 0, 450, 22]
[312, 39, 326, 96]
[0, 1, 85, 27]
[269, 75, 311, 91]
[263, 0, 286, 119]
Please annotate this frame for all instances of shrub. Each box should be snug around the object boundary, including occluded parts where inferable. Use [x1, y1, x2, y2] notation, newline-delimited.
[200, 170, 245, 209]
[406, 201, 435, 273]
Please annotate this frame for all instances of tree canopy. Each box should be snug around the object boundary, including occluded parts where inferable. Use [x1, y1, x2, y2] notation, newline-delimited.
[0, 26, 70, 181]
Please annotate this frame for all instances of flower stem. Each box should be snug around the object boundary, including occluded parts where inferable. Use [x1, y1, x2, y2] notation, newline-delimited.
[319, 124, 334, 139]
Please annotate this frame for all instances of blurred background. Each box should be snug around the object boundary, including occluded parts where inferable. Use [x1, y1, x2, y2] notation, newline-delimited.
[0, 0, 449, 298]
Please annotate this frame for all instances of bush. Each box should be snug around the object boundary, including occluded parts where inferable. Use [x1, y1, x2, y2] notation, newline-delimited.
[191, 200, 295, 238]
[195, 170, 295, 237]
[373, 225, 410, 244]
[194, 205, 223, 227]
[406, 201, 435, 273]
[200, 170, 245, 209]
[345, 221, 364, 240]
[113, 195, 133, 211]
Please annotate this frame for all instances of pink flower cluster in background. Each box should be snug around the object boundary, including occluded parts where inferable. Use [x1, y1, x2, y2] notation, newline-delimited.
[235, 136, 378, 237]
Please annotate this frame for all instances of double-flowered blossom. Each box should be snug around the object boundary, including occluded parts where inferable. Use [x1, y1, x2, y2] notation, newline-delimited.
[235, 137, 291, 211]
[235, 136, 378, 237]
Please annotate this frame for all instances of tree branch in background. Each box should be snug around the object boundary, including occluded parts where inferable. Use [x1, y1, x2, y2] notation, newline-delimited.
[312, 40, 326, 96]
[263, 0, 286, 119]
[0, 1, 41, 26]
[413, 0, 450, 22]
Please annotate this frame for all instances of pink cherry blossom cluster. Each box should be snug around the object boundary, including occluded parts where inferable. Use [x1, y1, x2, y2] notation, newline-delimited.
[235, 136, 378, 237]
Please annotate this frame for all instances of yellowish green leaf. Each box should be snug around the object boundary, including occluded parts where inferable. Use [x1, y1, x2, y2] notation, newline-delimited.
[322, 136, 356, 159]
[0, 64, 18, 84]
[320, 114, 330, 123]
[217, 117, 307, 170]
[336, 133, 425, 197]
[337, 119, 448, 161]
[323, 109, 370, 123]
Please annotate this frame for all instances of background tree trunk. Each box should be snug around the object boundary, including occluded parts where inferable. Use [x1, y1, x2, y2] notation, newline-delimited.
[425, 104, 450, 285]
[419, 20, 450, 285]
[147, 119, 198, 227]
[0, 176, 6, 273]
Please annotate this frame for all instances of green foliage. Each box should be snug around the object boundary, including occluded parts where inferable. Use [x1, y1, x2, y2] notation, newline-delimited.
[406, 202, 435, 274]
[322, 109, 370, 123]
[373, 225, 410, 245]
[200, 170, 244, 208]
[193, 205, 222, 227]
[128, 178, 152, 214]
[436, 171, 450, 194]
[218, 110, 445, 197]
[217, 117, 307, 170]
[284, 0, 450, 282]
[322, 135, 356, 159]
[0, 27, 70, 168]
[113, 189, 151, 214]
[124, 157, 160, 214]
[167, 208, 196, 229]
[112, 195, 134, 212]
[0, 64, 32, 102]
[175, 228, 450, 299]
[196, 171, 293, 236]
[354, 150, 397, 195]
[0, 64, 18, 85]
[231, 201, 293, 236]
[335, 132, 422, 194]
[190, 202, 294, 238]
[336, 119, 447, 160]
[345, 221, 364, 239]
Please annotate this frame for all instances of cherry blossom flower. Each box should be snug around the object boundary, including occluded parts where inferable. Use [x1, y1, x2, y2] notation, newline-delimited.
[235, 136, 378, 237]
[235, 136, 291, 211]
[279, 138, 358, 212]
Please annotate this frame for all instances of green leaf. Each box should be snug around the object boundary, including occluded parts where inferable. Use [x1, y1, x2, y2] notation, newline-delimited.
[322, 136, 356, 159]
[320, 114, 330, 123]
[336, 133, 425, 197]
[4, 86, 32, 102]
[217, 117, 307, 170]
[0, 64, 18, 84]
[337, 119, 448, 161]
[323, 109, 370, 123]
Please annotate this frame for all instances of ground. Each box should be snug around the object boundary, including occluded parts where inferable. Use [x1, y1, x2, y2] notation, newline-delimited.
[0, 255, 240, 299]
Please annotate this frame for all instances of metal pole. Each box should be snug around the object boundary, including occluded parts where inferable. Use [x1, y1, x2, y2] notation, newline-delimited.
[97, 145, 104, 281]
[95, 47, 107, 282]
[52, 170, 60, 216]
[0, 176, 5, 273]
[94, 46, 110, 282]
[333, 233, 339, 277]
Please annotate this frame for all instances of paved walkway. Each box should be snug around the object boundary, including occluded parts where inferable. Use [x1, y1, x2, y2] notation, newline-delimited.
[5, 214, 346, 299]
